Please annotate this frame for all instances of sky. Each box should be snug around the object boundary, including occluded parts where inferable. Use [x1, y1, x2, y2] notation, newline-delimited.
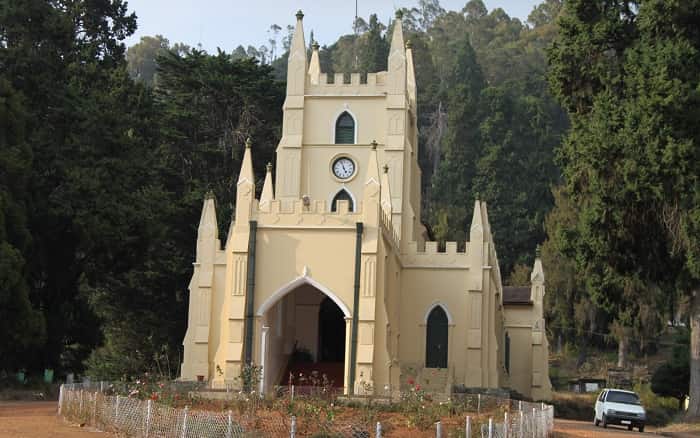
[124, 0, 542, 52]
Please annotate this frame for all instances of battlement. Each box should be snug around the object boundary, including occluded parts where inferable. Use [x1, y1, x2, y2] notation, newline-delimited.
[401, 240, 471, 269]
[307, 72, 388, 95]
[253, 198, 361, 227]
[379, 208, 400, 249]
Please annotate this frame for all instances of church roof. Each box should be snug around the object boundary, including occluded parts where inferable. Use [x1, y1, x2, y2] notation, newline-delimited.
[503, 286, 532, 305]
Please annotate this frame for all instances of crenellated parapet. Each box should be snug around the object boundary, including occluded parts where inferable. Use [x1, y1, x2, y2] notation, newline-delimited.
[250, 197, 362, 228]
[379, 208, 400, 250]
[306, 72, 389, 96]
[401, 241, 470, 269]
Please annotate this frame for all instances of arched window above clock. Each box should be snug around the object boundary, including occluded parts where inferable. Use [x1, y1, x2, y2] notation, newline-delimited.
[331, 189, 354, 212]
[335, 111, 355, 144]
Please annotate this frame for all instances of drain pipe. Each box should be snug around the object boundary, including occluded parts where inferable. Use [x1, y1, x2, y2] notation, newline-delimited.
[244, 220, 258, 365]
[349, 222, 363, 395]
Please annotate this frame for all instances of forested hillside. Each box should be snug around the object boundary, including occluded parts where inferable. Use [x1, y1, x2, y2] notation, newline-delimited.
[2, 0, 697, 411]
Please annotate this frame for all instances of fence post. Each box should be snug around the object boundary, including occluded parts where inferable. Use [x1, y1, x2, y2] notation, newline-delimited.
[488, 418, 493, 438]
[519, 410, 524, 438]
[115, 395, 120, 422]
[226, 409, 232, 438]
[466, 416, 471, 438]
[519, 400, 522, 411]
[181, 405, 188, 438]
[436, 421, 442, 438]
[504, 412, 509, 438]
[531, 408, 536, 438]
[290, 415, 296, 438]
[477, 394, 481, 414]
[291, 385, 295, 402]
[79, 390, 84, 415]
[58, 384, 64, 416]
[100, 381, 104, 393]
[93, 392, 98, 426]
[376, 421, 382, 438]
[541, 408, 546, 436]
[145, 399, 152, 438]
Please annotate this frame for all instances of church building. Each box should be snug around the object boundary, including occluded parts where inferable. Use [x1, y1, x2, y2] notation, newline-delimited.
[180, 10, 552, 401]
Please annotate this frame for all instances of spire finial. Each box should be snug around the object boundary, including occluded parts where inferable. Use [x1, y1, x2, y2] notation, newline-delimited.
[535, 244, 542, 259]
[395, 9, 403, 19]
[405, 40, 413, 49]
[383, 164, 389, 173]
[245, 137, 252, 149]
[205, 189, 215, 200]
[296, 10, 304, 20]
[312, 41, 319, 50]
[371, 140, 378, 150]
[266, 162, 272, 172]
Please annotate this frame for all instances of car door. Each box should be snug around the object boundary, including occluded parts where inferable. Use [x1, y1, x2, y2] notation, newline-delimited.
[595, 390, 607, 420]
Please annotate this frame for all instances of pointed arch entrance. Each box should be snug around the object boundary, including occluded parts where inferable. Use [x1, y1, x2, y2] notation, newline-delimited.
[425, 305, 449, 368]
[256, 276, 350, 393]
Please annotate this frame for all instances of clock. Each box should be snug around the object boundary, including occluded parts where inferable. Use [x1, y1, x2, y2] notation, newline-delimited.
[332, 157, 355, 179]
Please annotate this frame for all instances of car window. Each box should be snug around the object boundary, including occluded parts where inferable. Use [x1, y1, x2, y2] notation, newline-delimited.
[598, 391, 606, 401]
[606, 390, 640, 405]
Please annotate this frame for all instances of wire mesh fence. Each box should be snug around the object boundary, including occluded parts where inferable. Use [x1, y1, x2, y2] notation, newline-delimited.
[58, 382, 554, 437]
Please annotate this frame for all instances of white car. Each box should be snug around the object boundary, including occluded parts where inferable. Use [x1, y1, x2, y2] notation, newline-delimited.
[594, 388, 646, 432]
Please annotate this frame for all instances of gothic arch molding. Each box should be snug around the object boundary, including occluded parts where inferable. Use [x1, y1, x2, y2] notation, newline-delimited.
[256, 274, 352, 318]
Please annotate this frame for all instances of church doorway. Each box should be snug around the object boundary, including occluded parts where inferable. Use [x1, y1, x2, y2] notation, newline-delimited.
[425, 306, 448, 368]
[257, 279, 349, 392]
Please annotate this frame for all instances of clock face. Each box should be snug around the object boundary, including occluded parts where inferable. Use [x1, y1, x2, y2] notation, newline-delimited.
[333, 157, 355, 179]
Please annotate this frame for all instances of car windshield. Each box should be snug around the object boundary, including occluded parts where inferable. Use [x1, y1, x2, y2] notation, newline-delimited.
[607, 391, 640, 405]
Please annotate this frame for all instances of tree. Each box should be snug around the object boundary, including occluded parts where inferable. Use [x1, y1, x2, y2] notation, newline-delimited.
[1, 0, 140, 374]
[359, 14, 388, 74]
[126, 35, 170, 86]
[0, 78, 46, 371]
[430, 34, 485, 243]
[549, 0, 700, 418]
[651, 329, 690, 410]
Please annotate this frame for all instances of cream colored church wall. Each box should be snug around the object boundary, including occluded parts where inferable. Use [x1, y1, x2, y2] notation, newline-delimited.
[253, 228, 356, 308]
[504, 323, 534, 398]
[366, 239, 402, 392]
[398, 268, 471, 382]
[300, 146, 373, 209]
[251, 227, 357, 365]
[302, 98, 387, 146]
[207, 264, 227, 378]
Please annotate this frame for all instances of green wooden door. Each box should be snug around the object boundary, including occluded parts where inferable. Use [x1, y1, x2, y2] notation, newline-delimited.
[426, 306, 448, 368]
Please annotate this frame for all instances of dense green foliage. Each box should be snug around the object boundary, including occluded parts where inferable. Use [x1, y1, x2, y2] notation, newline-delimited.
[549, 0, 700, 416]
[651, 329, 690, 409]
[410, 1, 567, 275]
[0, 0, 281, 379]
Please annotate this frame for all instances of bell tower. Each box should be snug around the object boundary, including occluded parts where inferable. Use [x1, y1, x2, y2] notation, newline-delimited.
[273, 10, 423, 243]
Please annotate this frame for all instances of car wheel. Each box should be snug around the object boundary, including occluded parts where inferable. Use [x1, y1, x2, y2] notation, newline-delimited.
[594, 417, 599, 427]
[639, 425, 645, 433]
[602, 414, 608, 428]
[628, 424, 633, 431]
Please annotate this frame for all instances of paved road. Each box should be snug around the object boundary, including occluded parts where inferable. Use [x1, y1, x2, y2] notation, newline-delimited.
[554, 419, 652, 437]
[0, 401, 109, 438]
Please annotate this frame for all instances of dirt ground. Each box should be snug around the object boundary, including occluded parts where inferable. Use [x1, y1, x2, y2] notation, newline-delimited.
[554, 419, 655, 437]
[0, 401, 110, 438]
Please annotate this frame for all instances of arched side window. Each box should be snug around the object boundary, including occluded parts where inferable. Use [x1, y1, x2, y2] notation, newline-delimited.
[331, 189, 354, 212]
[335, 111, 355, 144]
[426, 305, 448, 368]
